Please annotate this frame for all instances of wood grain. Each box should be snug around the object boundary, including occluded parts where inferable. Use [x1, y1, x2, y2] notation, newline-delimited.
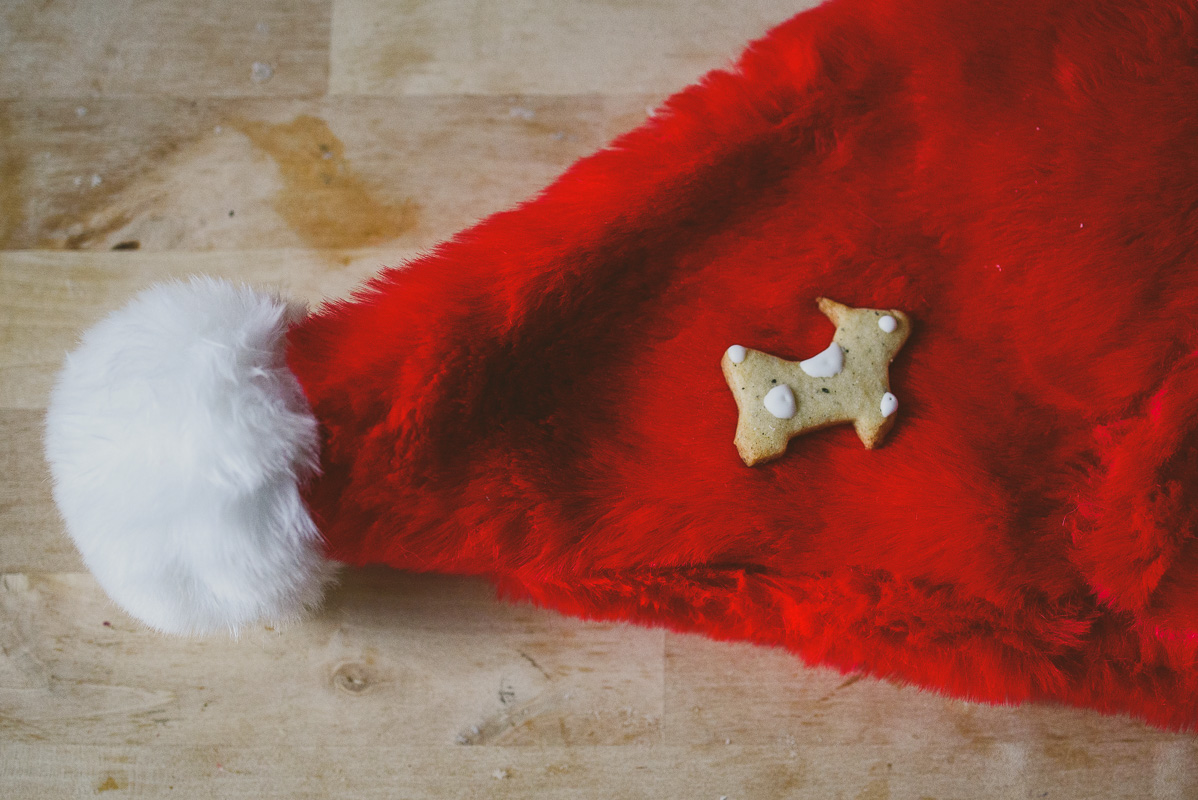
[3, 0, 1197, 797]
[8, 740, 1188, 800]
[329, 0, 818, 96]
[0, 0, 331, 99]
[0, 249, 397, 412]
[0, 97, 653, 251]
[0, 411, 76, 574]
[0, 570, 664, 748]
[4, 572, 1195, 798]
[665, 635, 1198, 792]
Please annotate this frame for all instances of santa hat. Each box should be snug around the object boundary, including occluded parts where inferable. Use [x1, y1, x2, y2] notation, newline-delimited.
[44, 0, 1198, 730]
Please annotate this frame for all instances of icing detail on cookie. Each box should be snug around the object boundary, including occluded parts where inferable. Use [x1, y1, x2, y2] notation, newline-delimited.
[763, 385, 797, 419]
[880, 392, 898, 417]
[799, 342, 844, 378]
[878, 315, 897, 333]
[720, 297, 911, 466]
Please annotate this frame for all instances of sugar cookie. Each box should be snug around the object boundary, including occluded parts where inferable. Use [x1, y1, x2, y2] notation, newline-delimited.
[722, 297, 911, 466]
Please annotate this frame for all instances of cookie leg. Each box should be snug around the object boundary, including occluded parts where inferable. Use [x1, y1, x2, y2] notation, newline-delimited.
[854, 415, 895, 449]
[734, 423, 792, 466]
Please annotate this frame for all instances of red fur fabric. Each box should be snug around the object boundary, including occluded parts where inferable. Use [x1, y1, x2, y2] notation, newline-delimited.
[288, 0, 1198, 729]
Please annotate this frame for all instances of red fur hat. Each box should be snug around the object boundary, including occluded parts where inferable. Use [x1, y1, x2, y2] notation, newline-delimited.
[45, 0, 1198, 730]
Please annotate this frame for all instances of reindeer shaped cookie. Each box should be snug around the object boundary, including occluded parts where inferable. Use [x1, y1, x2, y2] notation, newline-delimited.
[722, 297, 911, 466]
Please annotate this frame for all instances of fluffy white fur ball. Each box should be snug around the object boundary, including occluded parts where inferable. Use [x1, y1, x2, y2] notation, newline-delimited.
[44, 277, 331, 634]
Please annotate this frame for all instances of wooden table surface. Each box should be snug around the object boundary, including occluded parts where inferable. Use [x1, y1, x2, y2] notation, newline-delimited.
[2, 1, 1196, 797]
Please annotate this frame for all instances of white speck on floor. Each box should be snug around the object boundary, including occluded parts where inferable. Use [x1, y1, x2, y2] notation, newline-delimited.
[90, 174, 102, 187]
[74, 106, 87, 118]
[251, 62, 274, 83]
[509, 107, 535, 120]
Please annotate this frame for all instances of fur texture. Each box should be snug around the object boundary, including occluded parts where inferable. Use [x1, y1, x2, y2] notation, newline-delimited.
[45, 278, 329, 634]
[284, 0, 1198, 729]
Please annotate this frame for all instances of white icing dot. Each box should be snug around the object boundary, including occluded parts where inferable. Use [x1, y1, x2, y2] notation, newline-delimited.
[727, 345, 747, 365]
[880, 392, 898, 418]
[878, 315, 897, 333]
[764, 385, 797, 419]
[799, 342, 844, 378]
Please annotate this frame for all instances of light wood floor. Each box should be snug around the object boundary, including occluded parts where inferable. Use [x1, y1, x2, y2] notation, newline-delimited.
[2, 1, 1196, 797]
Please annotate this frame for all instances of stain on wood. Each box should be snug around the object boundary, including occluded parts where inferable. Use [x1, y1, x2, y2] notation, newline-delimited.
[62, 212, 134, 251]
[0, 96, 651, 253]
[96, 774, 126, 793]
[234, 115, 421, 249]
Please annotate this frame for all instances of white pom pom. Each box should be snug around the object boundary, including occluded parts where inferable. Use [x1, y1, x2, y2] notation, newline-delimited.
[44, 277, 332, 634]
